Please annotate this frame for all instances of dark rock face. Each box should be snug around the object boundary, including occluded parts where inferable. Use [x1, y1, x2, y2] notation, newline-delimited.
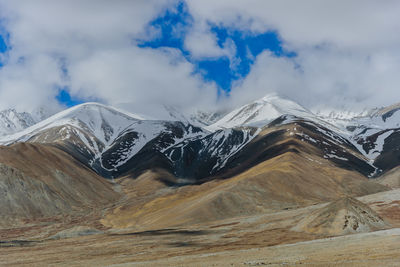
[101, 131, 140, 170]
[374, 130, 400, 172]
[95, 124, 259, 180]
[164, 128, 258, 179]
[98, 122, 206, 178]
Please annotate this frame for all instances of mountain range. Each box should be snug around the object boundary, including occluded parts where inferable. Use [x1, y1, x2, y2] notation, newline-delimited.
[1, 93, 398, 180]
[1, 94, 400, 265]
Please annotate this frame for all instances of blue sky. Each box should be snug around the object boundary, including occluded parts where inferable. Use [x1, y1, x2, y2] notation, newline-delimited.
[0, 36, 6, 53]
[0, 30, 8, 67]
[138, 1, 294, 95]
[56, 89, 84, 106]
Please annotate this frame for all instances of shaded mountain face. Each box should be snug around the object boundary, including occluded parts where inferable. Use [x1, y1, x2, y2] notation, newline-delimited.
[164, 127, 260, 179]
[161, 105, 227, 127]
[0, 95, 399, 182]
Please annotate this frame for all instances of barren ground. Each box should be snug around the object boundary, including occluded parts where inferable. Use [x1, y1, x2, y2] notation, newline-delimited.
[1, 189, 400, 266]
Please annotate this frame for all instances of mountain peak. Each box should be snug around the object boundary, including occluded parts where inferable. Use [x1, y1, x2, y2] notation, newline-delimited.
[259, 92, 281, 101]
[62, 102, 146, 121]
[208, 93, 313, 130]
[0, 102, 145, 145]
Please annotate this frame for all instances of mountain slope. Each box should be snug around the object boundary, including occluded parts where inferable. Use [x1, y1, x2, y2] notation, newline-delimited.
[103, 150, 387, 230]
[375, 166, 400, 188]
[0, 143, 120, 226]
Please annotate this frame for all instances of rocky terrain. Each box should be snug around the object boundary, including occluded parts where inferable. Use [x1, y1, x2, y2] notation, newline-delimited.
[1, 94, 400, 266]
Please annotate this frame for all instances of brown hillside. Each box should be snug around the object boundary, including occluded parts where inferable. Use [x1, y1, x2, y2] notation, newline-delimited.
[0, 143, 120, 226]
[102, 151, 388, 230]
[376, 166, 400, 188]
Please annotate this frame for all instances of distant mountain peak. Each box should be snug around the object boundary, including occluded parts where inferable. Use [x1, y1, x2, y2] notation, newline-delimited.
[0, 109, 36, 137]
[161, 104, 226, 127]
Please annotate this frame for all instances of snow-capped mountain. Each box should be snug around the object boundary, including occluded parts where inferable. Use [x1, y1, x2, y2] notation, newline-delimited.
[207, 93, 316, 130]
[313, 106, 377, 121]
[0, 103, 144, 145]
[0, 103, 211, 177]
[0, 106, 58, 137]
[162, 105, 226, 127]
[0, 102, 262, 178]
[0, 94, 399, 179]
[0, 109, 37, 136]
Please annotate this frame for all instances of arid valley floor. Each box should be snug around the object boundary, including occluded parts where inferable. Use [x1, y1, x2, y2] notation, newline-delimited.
[2, 176, 400, 266]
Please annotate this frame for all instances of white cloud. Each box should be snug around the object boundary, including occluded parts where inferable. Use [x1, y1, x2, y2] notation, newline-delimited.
[68, 46, 218, 118]
[0, 0, 400, 116]
[184, 28, 225, 59]
[186, 0, 400, 48]
[183, 19, 237, 61]
[186, 0, 400, 111]
[0, 54, 65, 111]
[230, 45, 400, 113]
[0, 0, 218, 115]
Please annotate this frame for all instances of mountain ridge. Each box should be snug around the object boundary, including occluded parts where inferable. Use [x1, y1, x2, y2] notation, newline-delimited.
[1, 95, 399, 179]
